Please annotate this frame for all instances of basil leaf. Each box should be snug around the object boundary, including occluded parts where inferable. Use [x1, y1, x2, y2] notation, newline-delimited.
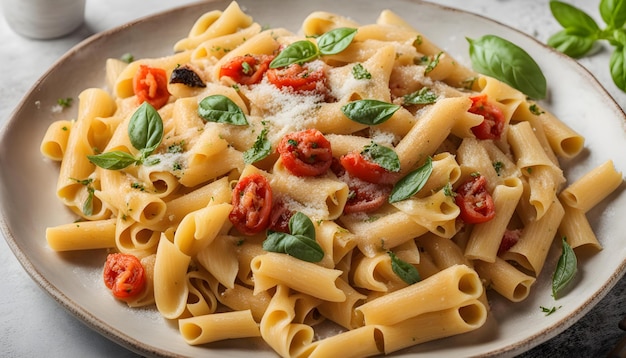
[243, 128, 271, 164]
[87, 151, 138, 170]
[600, 0, 626, 29]
[317, 27, 357, 55]
[269, 40, 320, 68]
[552, 237, 578, 298]
[83, 186, 95, 216]
[388, 157, 433, 203]
[361, 142, 400, 172]
[198, 95, 248, 125]
[550, 1, 600, 36]
[610, 46, 626, 92]
[341, 99, 400, 125]
[128, 102, 164, 155]
[547, 29, 596, 58]
[467, 35, 547, 99]
[388, 251, 421, 285]
[263, 212, 324, 263]
[423, 52, 443, 74]
[403, 87, 438, 105]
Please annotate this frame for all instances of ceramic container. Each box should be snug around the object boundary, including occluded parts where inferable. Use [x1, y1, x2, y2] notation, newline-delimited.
[2, 0, 86, 39]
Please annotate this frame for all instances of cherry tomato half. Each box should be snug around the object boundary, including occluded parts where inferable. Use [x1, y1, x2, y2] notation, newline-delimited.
[268, 198, 294, 233]
[229, 173, 273, 235]
[339, 152, 399, 185]
[454, 174, 496, 224]
[103, 253, 146, 300]
[498, 228, 522, 255]
[468, 94, 505, 140]
[132, 64, 170, 110]
[277, 129, 333, 177]
[219, 54, 274, 85]
[266, 63, 326, 93]
[331, 159, 391, 214]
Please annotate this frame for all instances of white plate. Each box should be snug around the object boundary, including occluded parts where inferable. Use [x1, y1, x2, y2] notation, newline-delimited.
[1, 0, 625, 357]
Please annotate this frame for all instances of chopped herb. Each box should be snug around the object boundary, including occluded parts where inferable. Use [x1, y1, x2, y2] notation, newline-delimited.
[243, 128, 271, 164]
[288, 139, 298, 147]
[120, 53, 134, 63]
[57, 97, 73, 108]
[423, 52, 443, 74]
[529, 103, 545, 115]
[414, 35, 423, 46]
[131, 182, 145, 191]
[540, 305, 562, 316]
[403, 87, 438, 105]
[470, 171, 481, 177]
[388, 251, 421, 285]
[462, 77, 478, 90]
[167, 141, 185, 153]
[352, 63, 372, 79]
[62, 126, 68, 131]
[443, 182, 455, 197]
[172, 162, 182, 171]
[241, 61, 253, 75]
[493, 161, 504, 176]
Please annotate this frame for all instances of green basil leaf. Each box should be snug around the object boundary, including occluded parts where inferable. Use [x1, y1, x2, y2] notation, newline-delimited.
[289, 211, 316, 240]
[467, 35, 547, 99]
[262, 231, 289, 253]
[550, 1, 600, 36]
[352, 63, 372, 80]
[83, 186, 95, 216]
[128, 102, 164, 155]
[317, 27, 357, 55]
[269, 40, 320, 68]
[600, 0, 626, 29]
[547, 29, 596, 58]
[198, 94, 248, 125]
[87, 151, 138, 170]
[341, 99, 400, 125]
[388, 251, 421, 285]
[285, 234, 325, 263]
[243, 128, 271, 164]
[388, 157, 433, 203]
[610, 46, 626, 92]
[423, 52, 443, 74]
[403, 87, 438, 105]
[552, 237, 578, 298]
[361, 142, 400, 173]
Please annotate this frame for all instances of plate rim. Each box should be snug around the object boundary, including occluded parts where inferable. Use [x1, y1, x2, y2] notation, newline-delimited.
[1, 0, 625, 357]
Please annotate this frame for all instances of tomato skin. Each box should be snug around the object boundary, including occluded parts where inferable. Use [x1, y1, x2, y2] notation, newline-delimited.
[455, 174, 496, 224]
[219, 54, 274, 85]
[468, 94, 505, 140]
[132, 65, 170, 109]
[229, 173, 273, 235]
[331, 159, 391, 214]
[266, 63, 326, 93]
[498, 228, 522, 255]
[103, 253, 146, 300]
[268, 198, 294, 233]
[277, 129, 333, 177]
[339, 152, 399, 185]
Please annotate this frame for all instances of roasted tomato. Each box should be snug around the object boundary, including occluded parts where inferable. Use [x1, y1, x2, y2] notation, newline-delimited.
[229, 173, 273, 235]
[268, 198, 295, 233]
[339, 152, 399, 185]
[132, 64, 170, 109]
[455, 174, 496, 224]
[331, 159, 391, 214]
[498, 228, 522, 255]
[103, 253, 146, 300]
[219, 54, 274, 85]
[277, 129, 333, 177]
[266, 63, 326, 92]
[468, 94, 505, 140]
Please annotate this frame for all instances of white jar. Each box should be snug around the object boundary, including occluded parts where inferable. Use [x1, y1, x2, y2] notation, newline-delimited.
[2, 0, 86, 39]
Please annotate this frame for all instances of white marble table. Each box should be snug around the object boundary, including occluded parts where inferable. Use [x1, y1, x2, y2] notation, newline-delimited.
[1, 0, 624, 357]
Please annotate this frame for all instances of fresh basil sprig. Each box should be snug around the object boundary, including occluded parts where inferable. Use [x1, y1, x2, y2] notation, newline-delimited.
[388, 157, 433, 203]
[467, 35, 547, 99]
[88, 102, 164, 170]
[403, 87, 438, 105]
[548, 0, 626, 92]
[243, 128, 271, 164]
[270, 28, 357, 68]
[388, 251, 421, 285]
[552, 237, 578, 298]
[341, 99, 400, 125]
[198, 94, 248, 125]
[361, 142, 400, 172]
[263, 212, 324, 263]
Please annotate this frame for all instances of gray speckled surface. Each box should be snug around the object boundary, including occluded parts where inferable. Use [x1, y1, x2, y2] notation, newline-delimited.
[0, 0, 625, 357]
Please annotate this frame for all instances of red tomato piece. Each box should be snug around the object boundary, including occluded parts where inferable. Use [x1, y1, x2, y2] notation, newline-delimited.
[277, 129, 333, 177]
[229, 173, 273, 235]
[455, 174, 496, 224]
[498, 228, 522, 255]
[339, 152, 399, 185]
[331, 159, 391, 214]
[219, 54, 274, 85]
[266, 63, 326, 93]
[132, 64, 170, 109]
[468, 94, 505, 140]
[268, 198, 294, 233]
[103, 253, 146, 300]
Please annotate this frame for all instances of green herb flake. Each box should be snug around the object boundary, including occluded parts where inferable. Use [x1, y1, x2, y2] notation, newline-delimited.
[352, 63, 372, 80]
[388, 251, 421, 285]
[403, 87, 438, 105]
[243, 128, 271, 164]
[529, 103, 545, 116]
[423, 52, 443, 74]
[493, 161, 504, 176]
[540, 305, 562, 316]
[120, 53, 134, 63]
[57, 97, 73, 108]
